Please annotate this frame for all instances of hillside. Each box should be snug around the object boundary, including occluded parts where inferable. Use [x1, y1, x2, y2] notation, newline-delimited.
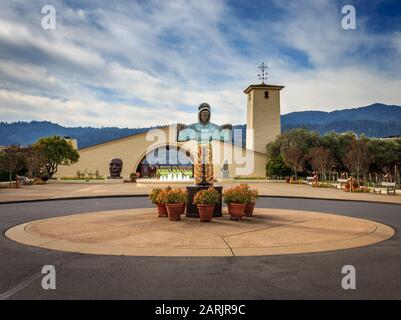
[281, 103, 401, 137]
[1, 103, 401, 148]
[0, 121, 155, 149]
[282, 103, 401, 125]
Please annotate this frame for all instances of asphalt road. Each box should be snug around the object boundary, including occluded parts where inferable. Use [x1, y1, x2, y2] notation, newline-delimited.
[0, 196, 400, 300]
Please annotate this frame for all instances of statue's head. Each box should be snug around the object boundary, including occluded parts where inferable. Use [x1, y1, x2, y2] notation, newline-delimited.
[109, 158, 123, 178]
[198, 103, 211, 124]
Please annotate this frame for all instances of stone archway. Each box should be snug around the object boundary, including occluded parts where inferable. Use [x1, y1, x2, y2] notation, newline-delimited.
[135, 144, 194, 178]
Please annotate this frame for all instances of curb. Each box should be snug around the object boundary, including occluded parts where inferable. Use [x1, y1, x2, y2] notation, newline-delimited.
[1, 194, 401, 207]
[259, 195, 401, 207]
[0, 194, 148, 205]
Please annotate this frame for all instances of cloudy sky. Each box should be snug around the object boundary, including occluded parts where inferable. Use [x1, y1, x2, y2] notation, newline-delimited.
[0, 0, 401, 127]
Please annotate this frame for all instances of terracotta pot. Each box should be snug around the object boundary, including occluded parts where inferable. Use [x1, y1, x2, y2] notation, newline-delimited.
[181, 203, 186, 215]
[197, 204, 215, 222]
[166, 203, 185, 221]
[228, 203, 246, 220]
[244, 203, 255, 217]
[156, 203, 168, 217]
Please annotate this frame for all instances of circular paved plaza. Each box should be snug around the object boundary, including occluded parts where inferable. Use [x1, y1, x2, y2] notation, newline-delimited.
[1, 196, 400, 299]
[6, 208, 393, 257]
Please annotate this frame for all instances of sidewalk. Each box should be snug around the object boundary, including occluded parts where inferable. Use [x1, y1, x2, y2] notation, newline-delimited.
[1, 182, 400, 205]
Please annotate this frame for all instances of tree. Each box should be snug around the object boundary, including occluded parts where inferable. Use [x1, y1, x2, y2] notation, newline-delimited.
[266, 139, 282, 159]
[367, 139, 399, 174]
[281, 145, 305, 180]
[22, 145, 46, 178]
[34, 136, 79, 178]
[266, 155, 292, 178]
[321, 131, 355, 172]
[343, 136, 371, 184]
[280, 128, 319, 179]
[308, 147, 335, 180]
[0, 146, 26, 186]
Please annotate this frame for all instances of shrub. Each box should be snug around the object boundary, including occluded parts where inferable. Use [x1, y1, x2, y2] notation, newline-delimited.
[289, 178, 304, 184]
[76, 170, 85, 179]
[94, 169, 103, 180]
[223, 185, 249, 204]
[353, 186, 371, 193]
[234, 176, 266, 180]
[250, 189, 259, 203]
[33, 178, 46, 185]
[266, 156, 292, 179]
[165, 188, 188, 204]
[193, 188, 220, 205]
[312, 183, 332, 188]
[238, 183, 259, 204]
[149, 188, 163, 204]
[156, 189, 169, 204]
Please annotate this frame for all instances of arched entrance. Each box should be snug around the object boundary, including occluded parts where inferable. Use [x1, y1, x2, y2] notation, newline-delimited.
[136, 145, 194, 179]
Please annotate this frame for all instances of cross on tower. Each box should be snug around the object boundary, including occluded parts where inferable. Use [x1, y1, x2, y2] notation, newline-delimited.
[258, 62, 268, 84]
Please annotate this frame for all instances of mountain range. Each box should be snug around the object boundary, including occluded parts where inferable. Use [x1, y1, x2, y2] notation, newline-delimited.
[281, 103, 401, 137]
[1, 103, 400, 149]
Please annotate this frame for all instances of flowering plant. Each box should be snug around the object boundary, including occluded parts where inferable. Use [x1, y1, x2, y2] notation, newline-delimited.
[223, 185, 248, 204]
[193, 188, 220, 205]
[239, 183, 259, 204]
[149, 188, 162, 204]
[165, 188, 188, 204]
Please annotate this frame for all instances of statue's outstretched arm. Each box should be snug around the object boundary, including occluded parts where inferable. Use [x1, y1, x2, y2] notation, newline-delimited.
[177, 123, 197, 142]
[177, 123, 188, 132]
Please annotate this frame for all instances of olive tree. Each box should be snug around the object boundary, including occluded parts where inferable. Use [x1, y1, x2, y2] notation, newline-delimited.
[0, 147, 26, 186]
[343, 136, 371, 184]
[280, 128, 319, 179]
[308, 147, 335, 181]
[34, 136, 79, 178]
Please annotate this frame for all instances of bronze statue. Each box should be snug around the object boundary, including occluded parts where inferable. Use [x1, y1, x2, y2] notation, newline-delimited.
[177, 103, 232, 185]
[109, 158, 123, 179]
[177, 103, 232, 144]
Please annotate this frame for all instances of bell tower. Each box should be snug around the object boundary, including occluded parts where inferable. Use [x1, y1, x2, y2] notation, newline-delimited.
[244, 63, 284, 154]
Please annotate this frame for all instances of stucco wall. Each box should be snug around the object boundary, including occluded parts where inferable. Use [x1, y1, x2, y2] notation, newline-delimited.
[56, 125, 267, 179]
[246, 86, 282, 154]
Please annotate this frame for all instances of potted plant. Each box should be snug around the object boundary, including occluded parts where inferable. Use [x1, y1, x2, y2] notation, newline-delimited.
[193, 187, 220, 222]
[223, 186, 248, 220]
[165, 188, 187, 221]
[149, 188, 167, 217]
[240, 184, 259, 217]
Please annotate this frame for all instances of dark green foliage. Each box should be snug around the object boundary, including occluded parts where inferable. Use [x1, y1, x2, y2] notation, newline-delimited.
[266, 129, 401, 180]
[34, 136, 80, 178]
[266, 156, 292, 178]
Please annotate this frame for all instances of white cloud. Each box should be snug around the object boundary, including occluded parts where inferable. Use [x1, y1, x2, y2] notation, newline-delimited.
[279, 67, 401, 113]
[0, 0, 400, 128]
